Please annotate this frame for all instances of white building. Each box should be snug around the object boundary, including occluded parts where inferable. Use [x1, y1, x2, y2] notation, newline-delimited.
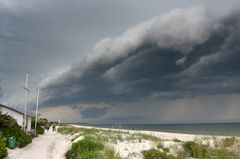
[0, 104, 32, 132]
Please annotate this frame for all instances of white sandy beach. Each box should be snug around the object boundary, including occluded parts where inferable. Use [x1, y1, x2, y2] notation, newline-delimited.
[71, 124, 224, 141]
[71, 124, 228, 159]
[6, 129, 71, 159]
[4, 125, 230, 159]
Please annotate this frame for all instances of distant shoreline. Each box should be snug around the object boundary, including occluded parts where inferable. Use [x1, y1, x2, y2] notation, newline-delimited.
[71, 124, 229, 141]
[70, 123, 240, 137]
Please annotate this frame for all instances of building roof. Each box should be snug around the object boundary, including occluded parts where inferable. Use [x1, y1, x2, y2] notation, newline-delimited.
[0, 104, 33, 117]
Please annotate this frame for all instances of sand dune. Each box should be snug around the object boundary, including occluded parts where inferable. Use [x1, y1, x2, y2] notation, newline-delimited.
[5, 125, 229, 159]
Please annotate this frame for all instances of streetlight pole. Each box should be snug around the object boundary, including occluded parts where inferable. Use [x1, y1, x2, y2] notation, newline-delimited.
[35, 88, 40, 133]
[23, 73, 30, 132]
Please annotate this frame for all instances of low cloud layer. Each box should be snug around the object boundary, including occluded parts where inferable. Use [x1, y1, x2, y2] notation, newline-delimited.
[39, 93, 240, 123]
[80, 107, 109, 118]
[40, 6, 240, 107]
[0, 87, 3, 98]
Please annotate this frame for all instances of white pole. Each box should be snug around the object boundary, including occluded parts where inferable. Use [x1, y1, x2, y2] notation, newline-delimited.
[35, 88, 40, 133]
[24, 73, 29, 132]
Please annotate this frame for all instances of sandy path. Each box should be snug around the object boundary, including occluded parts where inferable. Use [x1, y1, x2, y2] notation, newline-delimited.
[6, 130, 71, 159]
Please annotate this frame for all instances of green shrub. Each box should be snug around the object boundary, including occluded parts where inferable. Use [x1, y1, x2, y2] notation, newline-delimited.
[66, 139, 104, 159]
[172, 138, 181, 142]
[75, 139, 104, 152]
[183, 141, 199, 157]
[31, 118, 49, 129]
[15, 130, 32, 148]
[36, 124, 44, 135]
[66, 138, 123, 159]
[103, 148, 123, 159]
[142, 149, 162, 159]
[77, 151, 100, 159]
[223, 137, 235, 147]
[157, 143, 164, 149]
[142, 149, 175, 159]
[177, 139, 240, 159]
[0, 137, 7, 158]
[0, 112, 32, 148]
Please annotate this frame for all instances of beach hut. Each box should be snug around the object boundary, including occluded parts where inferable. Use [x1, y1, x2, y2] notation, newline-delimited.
[0, 104, 32, 132]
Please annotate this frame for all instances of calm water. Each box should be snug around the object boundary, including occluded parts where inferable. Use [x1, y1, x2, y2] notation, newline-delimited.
[75, 123, 240, 136]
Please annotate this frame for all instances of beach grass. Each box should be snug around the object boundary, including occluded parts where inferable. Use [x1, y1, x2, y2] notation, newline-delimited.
[65, 137, 125, 159]
[142, 149, 175, 159]
[175, 139, 240, 159]
[59, 125, 240, 159]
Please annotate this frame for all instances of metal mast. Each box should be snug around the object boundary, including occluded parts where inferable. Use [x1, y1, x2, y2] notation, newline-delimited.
[23, 73, 30, 132]
[35, 88, 40, 133]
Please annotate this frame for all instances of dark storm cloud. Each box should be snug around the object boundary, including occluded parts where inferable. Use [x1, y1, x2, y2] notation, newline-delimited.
[0, 87, 3, 98]
[108, 116, 147, 122]
[0, 77, 4, 98]
[80, 107, 108, 118]
[37, 7, 240, 106]
[1, 0, 166, 107]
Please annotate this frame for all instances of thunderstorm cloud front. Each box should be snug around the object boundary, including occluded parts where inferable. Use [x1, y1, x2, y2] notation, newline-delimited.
[41, 7, 240, 107]
[1, 0, 240, 123]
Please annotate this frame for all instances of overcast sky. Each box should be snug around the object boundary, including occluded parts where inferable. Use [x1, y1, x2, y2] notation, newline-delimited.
[0, 0, 240, 124]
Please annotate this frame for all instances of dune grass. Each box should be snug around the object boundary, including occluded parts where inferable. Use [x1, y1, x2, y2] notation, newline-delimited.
[59, 126, 127, 159]
[175, 139, 240, 159]
[59, 126, 240, 159]
[65, 138, 124, 159]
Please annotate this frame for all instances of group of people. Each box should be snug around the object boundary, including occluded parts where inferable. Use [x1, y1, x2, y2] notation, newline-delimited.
[45, 123, 56, 132]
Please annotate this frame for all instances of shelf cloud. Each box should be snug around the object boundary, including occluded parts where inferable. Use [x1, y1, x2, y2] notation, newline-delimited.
[0, 0, 240, 123]
[39, 6, 240, 108]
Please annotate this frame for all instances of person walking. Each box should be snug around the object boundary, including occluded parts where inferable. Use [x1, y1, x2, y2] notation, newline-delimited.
[52, 124, 56, 132]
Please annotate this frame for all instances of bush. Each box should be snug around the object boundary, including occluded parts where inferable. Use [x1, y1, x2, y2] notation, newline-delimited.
[157, 143, 164, 149]
[31, 118, 49, 129]
[0, 112, 32, 148]
[66, 139, 104, 159]
[172, 138, 181, 142]
[103, 148, 123, 159]
[182, 141, 209, 158]
[77, 151, 100, 159]
[223, 137, 235, 147]
[0, 137, 7, 158]
[183, 141, 198, 157]
[142, 149, 175, 159]
[36, 125, 44, 135]
[15, 130, 32, 148]
[142, 149, 162, 159]
[179, 140, 240, 159]
[74, 139, 104, 152]
[183, 141, 194, 156]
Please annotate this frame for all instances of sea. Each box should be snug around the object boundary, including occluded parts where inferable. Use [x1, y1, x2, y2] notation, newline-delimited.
[74, 123, 240, 136]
